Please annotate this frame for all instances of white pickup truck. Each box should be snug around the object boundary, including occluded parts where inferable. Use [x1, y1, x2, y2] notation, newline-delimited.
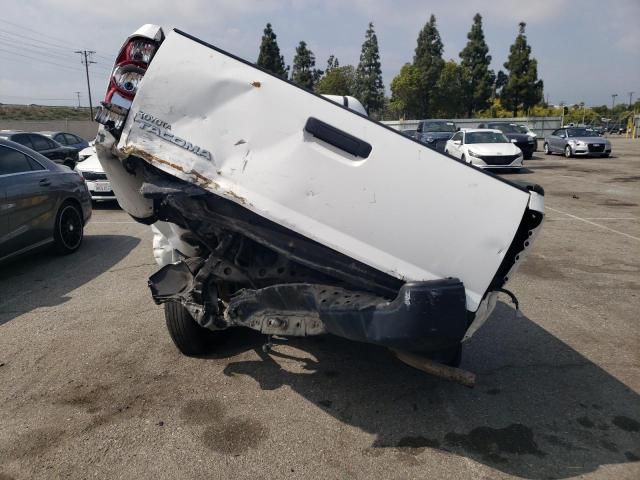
[95, 25, 544, 367]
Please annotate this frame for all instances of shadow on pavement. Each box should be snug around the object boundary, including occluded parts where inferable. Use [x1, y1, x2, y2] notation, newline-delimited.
[220, 302, 640, 479]
[0, 234, 140, 325]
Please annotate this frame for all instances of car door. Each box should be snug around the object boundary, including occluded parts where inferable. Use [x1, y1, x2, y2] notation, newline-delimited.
[447, 131, 464, 159]
[30, 134, 63, 163]
[53, 133, 68, 146]
[555, 129, 568, 152]
[0, 145, 56, 258]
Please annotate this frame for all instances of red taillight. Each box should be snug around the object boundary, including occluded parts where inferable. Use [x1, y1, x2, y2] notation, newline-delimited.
[112, 63, 146, 99]
[96, 27, 163, 133]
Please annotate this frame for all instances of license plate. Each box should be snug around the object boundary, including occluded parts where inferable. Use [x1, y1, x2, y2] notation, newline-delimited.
[93, 181, 111, 192]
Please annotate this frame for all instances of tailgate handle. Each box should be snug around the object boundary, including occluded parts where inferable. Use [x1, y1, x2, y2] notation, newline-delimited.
[304, 117, 372, 158]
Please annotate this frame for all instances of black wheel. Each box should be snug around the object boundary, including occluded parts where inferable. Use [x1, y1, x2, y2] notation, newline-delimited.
[164, 302, 217, 356]
[461, 154, 467, 163]
[53, 202, 83, 254]
[564, 145, 573, 158]
[543, 143, 551, 155]
[524, 152, 533, 160]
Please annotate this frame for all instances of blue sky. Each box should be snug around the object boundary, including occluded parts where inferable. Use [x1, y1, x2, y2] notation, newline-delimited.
[1, 0, 638, 109]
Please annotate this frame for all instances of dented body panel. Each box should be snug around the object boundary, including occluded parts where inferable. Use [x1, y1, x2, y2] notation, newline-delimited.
[116, 29, 541, 312]
[95, 26, 544, 356]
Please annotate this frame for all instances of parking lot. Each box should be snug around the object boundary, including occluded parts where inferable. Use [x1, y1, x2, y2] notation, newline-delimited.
[0, 137, 638, 479]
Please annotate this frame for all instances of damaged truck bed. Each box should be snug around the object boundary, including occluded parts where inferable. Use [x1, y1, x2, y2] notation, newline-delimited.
[95, 25, 544, 366]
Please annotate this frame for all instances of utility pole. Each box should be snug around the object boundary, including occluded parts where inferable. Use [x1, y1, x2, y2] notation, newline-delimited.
[75, 91, 81, 108]
[629, 92, 634, 107]
[611, 93, 618, 110]
[580, 102, 585, 125]
[75, 50, 96, 118]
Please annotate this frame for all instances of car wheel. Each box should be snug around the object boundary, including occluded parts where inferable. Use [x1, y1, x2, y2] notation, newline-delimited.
[564, 145, 573, 158]
[164, 302, 217, 356]
[53, 201, 84, 254]
[543, 143, 551, 155]
[524, 152, 533, 160]
[461, 154, 467, 163]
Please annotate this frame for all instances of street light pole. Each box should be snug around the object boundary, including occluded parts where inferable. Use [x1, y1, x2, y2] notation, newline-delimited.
[75, 50, 96, 119]
[611, 93, 618, 110]
[629, 92, 634, 108]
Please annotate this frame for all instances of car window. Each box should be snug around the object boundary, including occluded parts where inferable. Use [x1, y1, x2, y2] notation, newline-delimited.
[11, 133, 33, 148]
[30, 134, 51, 151]
[488, 124, 519, 133]
[65, 133, 81, 144]
[54, 133, 67, 144]
[0, 145, 38, 175]
[422, 122, 457, 133]
[450, 132, 463, 142]
[466, 131, 510, 144]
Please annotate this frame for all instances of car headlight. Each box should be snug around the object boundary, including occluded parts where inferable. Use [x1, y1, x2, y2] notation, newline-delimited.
[467, 149, 481, 158]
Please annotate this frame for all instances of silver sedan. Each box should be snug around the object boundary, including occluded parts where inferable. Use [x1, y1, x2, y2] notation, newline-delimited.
[543, 127, 611, 158]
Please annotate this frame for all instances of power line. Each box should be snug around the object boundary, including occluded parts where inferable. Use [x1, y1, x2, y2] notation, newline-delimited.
[0, 23, 114, 67]
[0, 18, 80, 51]
[0, 47, 84, 72]
[0, 37, 85, 66]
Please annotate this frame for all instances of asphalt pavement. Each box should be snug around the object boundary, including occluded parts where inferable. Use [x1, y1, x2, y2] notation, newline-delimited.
[0, 137, 639, 479]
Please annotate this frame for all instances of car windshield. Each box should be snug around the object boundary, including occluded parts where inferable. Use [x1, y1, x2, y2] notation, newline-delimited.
[567, 128, 598, 137]
[515, 125, 529, 133]
[488, 124, 520, 133]
[422, 122, 456, 133]
[466, 131, 510, 144]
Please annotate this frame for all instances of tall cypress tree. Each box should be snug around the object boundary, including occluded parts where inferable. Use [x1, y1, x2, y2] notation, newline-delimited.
[501, 22, 543, 116]
[291, 41, 322, 90]
[257, 23, 288, 78]
[354, 22, 385, 116]
[413, 14, 444, 118]
[459, 13, 494, 117]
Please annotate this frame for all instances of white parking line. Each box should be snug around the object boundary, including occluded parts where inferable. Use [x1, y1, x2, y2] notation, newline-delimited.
[546, 206, 640, 242]
[549, 217, 638, 221]
[90, 221, 139, 224]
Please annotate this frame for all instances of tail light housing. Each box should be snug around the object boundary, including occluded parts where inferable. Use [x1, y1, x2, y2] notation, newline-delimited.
[95, 25, 164, 136]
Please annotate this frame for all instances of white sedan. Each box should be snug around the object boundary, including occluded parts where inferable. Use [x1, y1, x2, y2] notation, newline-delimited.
[444, 129, 524, 170]
[75, 147, 118, 201]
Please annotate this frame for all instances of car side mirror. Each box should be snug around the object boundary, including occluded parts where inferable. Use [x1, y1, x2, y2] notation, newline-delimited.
[453, 140, 461, 146]
[456, 127, 460, 132]
[510, 139, 518, 143]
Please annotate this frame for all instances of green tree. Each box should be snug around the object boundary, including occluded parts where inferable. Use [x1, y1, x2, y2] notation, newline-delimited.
[326, 55, 340, 72]
[354, 22, 385, 116]
[459, 13, 494, 117]
[256, 23, 288, 78]
[413, 14, 444, 118]
[291, 41, 322, 90]
[501, 22, 543, 116]
[389, 63, 422, 119]
[432, 60, 465, 118]
[316, 65, 356, 96]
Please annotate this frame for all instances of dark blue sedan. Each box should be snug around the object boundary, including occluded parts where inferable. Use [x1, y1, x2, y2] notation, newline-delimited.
[39, 131, 90, 152]
[0, 139, 92, 262]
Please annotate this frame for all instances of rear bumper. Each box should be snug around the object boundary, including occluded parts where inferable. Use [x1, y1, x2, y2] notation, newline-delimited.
[149, 265, 469, 352]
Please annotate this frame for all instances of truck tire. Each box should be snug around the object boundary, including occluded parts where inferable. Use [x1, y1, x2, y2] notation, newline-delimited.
[164, 302, 216, 356]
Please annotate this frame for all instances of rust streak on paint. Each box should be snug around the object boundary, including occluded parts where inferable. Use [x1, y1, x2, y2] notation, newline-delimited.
[121, 145, 219, 189]
[121, 145, 252, 206]
[251, 81, 261, 88]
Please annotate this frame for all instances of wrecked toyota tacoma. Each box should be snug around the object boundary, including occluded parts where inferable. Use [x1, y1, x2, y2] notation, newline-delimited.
[94, 25, 544, 367]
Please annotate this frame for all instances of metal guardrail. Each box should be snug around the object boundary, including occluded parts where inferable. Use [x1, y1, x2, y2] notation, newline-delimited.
[383, 117, 563, 138]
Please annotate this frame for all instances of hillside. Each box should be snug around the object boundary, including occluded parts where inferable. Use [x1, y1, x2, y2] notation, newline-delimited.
[0, 104, 93, 121]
